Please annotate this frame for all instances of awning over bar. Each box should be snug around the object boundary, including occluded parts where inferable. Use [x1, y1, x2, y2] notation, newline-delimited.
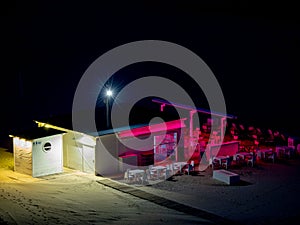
[118, 118, 187, 139]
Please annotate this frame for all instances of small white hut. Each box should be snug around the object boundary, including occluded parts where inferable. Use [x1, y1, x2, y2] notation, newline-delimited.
[11, 128, 65, 177]
[11, 121, 96, 177]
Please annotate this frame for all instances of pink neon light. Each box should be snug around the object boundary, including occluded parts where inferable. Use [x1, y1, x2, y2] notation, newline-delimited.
[152, 99, 237, 119]
[118, 119, 186, 138]
[119, 153, 137, 158]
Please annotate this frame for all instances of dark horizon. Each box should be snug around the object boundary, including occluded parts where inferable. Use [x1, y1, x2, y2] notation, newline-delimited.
[1, 1, 300, 143]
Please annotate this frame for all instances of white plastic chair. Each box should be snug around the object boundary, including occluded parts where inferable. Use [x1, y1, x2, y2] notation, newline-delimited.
[245, 153, 256, 167]
[265, 151, 275, 163]
[212, 157, 221, 170]
[124, 169, 134, 183]
[141, 170, 148, 184]
[149, 166, 157, 180]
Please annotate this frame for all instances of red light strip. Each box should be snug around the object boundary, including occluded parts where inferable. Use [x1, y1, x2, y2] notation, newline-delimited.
[118, 118, 187, 138]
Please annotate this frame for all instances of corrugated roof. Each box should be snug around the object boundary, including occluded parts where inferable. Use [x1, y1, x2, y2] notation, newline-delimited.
[88, 124, 148, 137]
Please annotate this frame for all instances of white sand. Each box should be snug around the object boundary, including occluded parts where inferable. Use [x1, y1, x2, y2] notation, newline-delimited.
[2, 146, 300, 224]
[139, 160, 300, 225]
[0, 148, 212, 225]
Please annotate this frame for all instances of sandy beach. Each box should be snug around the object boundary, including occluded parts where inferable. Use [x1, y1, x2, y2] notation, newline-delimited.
[1, 147, 300, 224]
[138, 159, 300, 224]
[0, 148, 212, 225]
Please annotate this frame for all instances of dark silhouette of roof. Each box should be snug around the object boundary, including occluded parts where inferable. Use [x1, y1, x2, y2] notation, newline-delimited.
[10, 127, 65, 140]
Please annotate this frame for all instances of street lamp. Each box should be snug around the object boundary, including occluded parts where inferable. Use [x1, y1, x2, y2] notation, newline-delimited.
[106, 89, 113, 97]
[105, 89, 113, 129]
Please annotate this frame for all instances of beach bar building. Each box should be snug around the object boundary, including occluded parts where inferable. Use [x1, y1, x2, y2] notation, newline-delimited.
[10, 118, 188, 177]
[10, 118, 239, 177]
[10, 99, 239, 178]
[95, 118, 187, 176]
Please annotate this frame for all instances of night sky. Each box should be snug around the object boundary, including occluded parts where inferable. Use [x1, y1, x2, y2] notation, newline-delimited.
[1, 1, 300, 142]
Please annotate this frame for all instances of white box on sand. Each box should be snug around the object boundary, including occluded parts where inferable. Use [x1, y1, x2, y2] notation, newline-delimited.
[213, 169, 240, 185]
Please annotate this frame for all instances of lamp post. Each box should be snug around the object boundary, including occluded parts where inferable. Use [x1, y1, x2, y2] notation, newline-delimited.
[105, 89, 113, 129]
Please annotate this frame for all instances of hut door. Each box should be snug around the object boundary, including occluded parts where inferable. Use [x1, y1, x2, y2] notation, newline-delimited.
[82, 145, 95, 173]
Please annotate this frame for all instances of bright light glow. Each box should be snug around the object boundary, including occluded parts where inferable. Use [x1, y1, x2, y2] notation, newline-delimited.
[106, 89, 113, 97]
[35, 121, 46, 127]
[13, 137, 20, 145]
[34, 120, 96, 139]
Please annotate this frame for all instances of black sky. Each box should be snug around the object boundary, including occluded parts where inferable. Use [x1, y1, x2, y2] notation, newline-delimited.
[1, 1, 300, 141]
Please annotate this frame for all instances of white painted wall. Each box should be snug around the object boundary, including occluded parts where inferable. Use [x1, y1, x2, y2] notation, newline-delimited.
[63, 133, 95, 173]
[95, 134, 119, 175]
[32, 134, 63, 177]
[13, 138, 32, 176]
